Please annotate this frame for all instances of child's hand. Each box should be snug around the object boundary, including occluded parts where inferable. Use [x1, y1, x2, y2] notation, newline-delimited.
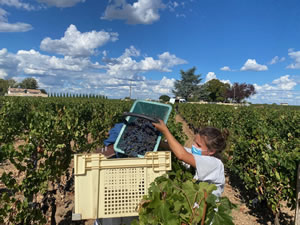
[152, 119, 168, 134]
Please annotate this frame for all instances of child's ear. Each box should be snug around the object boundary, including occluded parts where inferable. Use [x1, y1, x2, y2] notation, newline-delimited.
[208, 149, 216, 156]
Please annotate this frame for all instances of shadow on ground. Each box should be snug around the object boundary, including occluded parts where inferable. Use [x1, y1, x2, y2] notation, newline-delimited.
[58, 210, 86, 225]
[225, 168, 295, 225]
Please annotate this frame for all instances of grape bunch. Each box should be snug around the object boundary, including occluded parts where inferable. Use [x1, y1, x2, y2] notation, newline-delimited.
[119, 118, 160, 157]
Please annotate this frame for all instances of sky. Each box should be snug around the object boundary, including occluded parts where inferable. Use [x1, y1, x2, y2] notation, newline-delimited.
[0, 0, 300, 105]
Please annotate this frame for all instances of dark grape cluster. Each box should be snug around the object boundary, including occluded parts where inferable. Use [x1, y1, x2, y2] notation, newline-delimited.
[119, 118, 160, 157]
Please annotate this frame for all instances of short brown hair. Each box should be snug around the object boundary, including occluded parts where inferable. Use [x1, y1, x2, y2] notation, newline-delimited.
[198, 127, 229, 159]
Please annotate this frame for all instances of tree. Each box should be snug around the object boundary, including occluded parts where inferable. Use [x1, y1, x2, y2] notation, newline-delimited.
[187, 84, 209, 102]
[172, 67, 202, 100]
[0, 79, 8, 96]
[226, 82, 256, 103]
[40, 89, 47, 94]
[159, 95, 170, 102]
[205, 79, 230, 102]
[7, 79, 17, 88]
[19, 78, 38, 89]
[0, 78, 17, 96]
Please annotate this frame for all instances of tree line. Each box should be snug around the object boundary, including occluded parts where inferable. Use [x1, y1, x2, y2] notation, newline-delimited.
[48, 92, 107, 99]
[162, 67, 256, 103]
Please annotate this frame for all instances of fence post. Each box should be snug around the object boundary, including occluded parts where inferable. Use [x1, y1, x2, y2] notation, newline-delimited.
[295, 163, 300, 225]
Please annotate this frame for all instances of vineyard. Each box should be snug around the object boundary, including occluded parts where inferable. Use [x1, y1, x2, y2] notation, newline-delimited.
[0, 97, 299, 224]
[178, 103, 300, 224]
[0, 97, 188, 224]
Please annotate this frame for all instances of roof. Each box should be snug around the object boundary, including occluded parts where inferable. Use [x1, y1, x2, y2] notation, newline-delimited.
[27, 89, 42, 94]
[8, 88, 26, 93]
[8, 87, 42, 94]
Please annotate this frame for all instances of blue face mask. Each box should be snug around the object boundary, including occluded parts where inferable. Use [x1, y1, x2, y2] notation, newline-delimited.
[191, 145, 203, 156]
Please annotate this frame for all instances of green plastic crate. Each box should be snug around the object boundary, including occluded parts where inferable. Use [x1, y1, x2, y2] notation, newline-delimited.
[114, 100, 172, 157]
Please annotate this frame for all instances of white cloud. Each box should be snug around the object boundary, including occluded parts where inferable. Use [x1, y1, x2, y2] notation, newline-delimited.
[240, 59, 268, 71]
[157, 52, 187, 70]
[0, 46, 186, 100]
[250, 75, 299, 105]
[0, 47, 8, 55]
[37, 0, 85, 8]
[0, 8, 32, 32]
[101, 0, 165, 25]
[251, 75, 297, 93]
[23, 68, 47, 75]
[175, 13, 186, 18]
[2, 46, 299, 104]
[269, 56, 285, 65]
[0, 48, 20, 77]
[117, 76, 176, 99]
[167, 0, 187, 18]
[221, 80, 231, 85]
[220, 66, 231, 71]
[168, 1, 179, 11]
[77, 47, 184, 98]
[205, 72, 231, 84]
[272, 75, 297, 90]
[205, 72, 216, 82]
[287, 50, 300, 69]
[16, 49, 102, 73]
[105, 47, 187, 77]
[0, 69, 7, 78]
[152, 76, 175, 95]
[40, 24, 118, 57]
[0, 0, 35, 10]
[119, 45, 140, 59]
[173, 2, 179, 7]
[270, 56, 278, 65]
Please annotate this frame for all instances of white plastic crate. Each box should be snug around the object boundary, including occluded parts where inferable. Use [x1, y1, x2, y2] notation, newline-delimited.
[73, 151, 171, 220]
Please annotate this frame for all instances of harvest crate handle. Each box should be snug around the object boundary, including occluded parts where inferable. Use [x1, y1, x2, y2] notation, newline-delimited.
[122, 112, 159, 123]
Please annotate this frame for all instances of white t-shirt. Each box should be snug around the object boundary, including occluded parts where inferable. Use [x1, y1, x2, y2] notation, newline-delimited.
[184, 147, 225, 197]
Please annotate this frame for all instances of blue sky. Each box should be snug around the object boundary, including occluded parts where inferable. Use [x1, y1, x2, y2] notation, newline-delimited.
[0, 0, 300, 105]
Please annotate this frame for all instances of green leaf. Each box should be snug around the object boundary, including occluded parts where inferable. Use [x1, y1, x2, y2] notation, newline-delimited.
[211, 206, 235, 225]
[275, 171, 280, 180]
[182, 180, 198, 207]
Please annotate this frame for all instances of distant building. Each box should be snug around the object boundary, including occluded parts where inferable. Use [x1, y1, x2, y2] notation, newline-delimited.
[5, 88, 48, 97]
[169, 97, 186, 104]
[280, 103, 289, 106]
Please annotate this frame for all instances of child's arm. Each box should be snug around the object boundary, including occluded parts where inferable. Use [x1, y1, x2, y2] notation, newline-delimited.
[153, 120, 196, 168]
